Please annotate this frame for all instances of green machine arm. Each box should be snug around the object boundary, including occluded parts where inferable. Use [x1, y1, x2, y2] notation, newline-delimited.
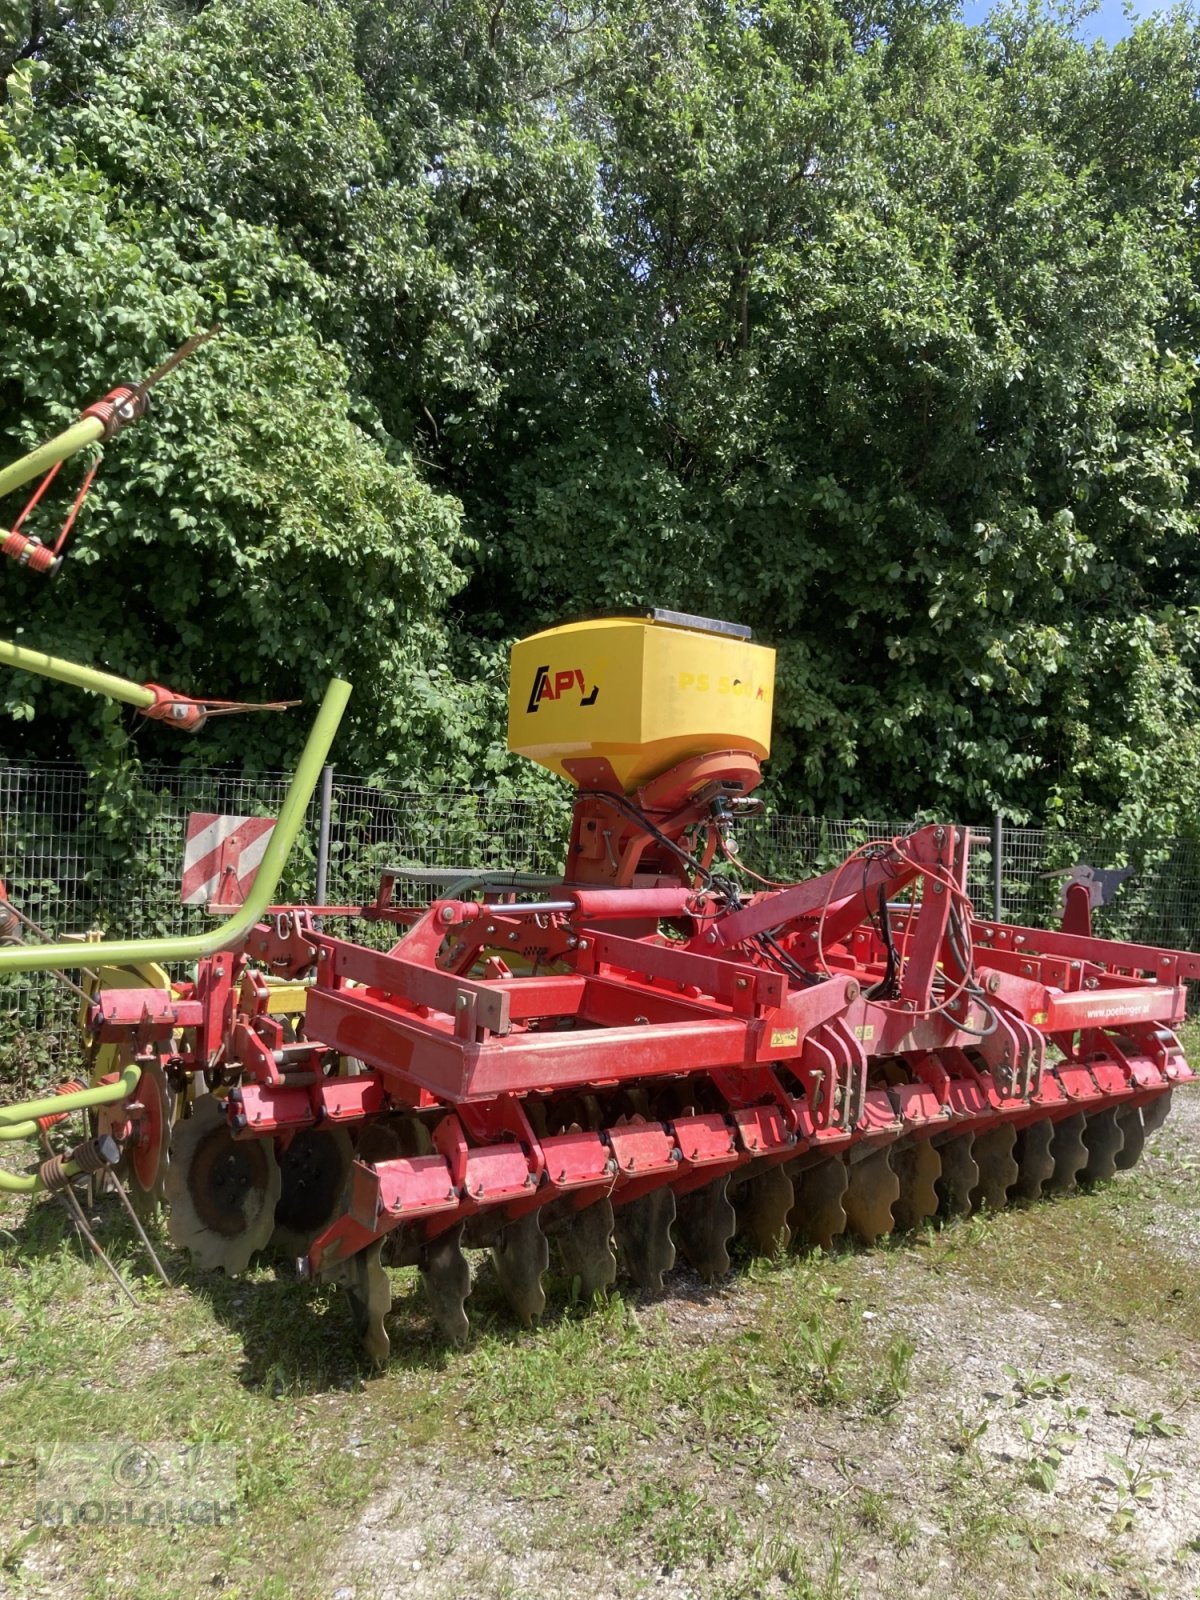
[0, 663, 350, 1189]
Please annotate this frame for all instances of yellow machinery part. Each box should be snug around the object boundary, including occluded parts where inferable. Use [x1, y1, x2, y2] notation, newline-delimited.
[507, 615, 775, 792]
[263, 981, 309, 1015]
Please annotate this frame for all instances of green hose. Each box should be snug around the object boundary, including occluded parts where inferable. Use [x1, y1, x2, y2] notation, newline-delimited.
[0, 639, 156, 709]
[0, 416, 106, 503]
[0, 676, 350, 1187]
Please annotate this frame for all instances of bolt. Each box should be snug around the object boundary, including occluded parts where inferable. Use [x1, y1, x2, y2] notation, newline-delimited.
[736, 978, 748, 990]
[706, 930, 718, 944]
[486, 924, 496, 935]
[986, 974, 1001, 993]
[578, 939, 590, 951]
[456, 995, 469, 1010]
[844, 980, 859, 1003]
[440, 906, 455, 923]
[508, 932, 518, 942]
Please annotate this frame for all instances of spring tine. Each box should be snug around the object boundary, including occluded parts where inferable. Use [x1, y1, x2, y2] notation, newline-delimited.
[420, 1224, 471, 1345]
[788, 1156, 849, 1252]
[673, 1175, 736, 1282]
[107, 1167, 172, 1287]
[733, 1164, 794, 1257]
[890, 1139, 941, 1232]
[1081, 1107, 1124, 1185]
[555, 1198, 617, 1300]
[491, 1210, 550, 1328]
[614, 1188, 676, 1292]
[842, 1146, 899, 1245]
[970, 1124, 1019, 1210]
[934, 1133, 978, 1218]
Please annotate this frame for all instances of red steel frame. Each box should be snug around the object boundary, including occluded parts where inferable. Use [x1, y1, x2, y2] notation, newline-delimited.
[83, 820, 1200, 1287]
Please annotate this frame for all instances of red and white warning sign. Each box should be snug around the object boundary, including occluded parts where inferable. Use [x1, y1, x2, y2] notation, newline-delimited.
[181, 813, 276, 907]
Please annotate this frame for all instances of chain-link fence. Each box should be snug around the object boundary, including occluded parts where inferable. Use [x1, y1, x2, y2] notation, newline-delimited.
[3, 760, 1199, 1047]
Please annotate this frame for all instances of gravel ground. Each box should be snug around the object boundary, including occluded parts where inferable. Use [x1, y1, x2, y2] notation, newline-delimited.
[331, 1087, 1200, 1600]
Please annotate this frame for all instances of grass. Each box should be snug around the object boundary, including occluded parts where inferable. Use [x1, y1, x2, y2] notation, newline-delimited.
[1, 1082, 1198, 1600]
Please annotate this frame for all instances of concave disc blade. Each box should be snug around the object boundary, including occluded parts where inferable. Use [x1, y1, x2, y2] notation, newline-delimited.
[673, 1175, 735, 1282]
[271, 1126, 355, 1258]
[165, 1095, 281, 1274]
[971, 1124, 1018, 1211]
[890, 1139, 941, 1232]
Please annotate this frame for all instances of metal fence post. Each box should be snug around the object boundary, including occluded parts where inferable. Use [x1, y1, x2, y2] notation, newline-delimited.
[315, 763, 334, 907]
[992, 809, 1003, 923]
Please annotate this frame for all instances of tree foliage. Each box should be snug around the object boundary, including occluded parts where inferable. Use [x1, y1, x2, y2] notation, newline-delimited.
[1, 0, 1200, 845]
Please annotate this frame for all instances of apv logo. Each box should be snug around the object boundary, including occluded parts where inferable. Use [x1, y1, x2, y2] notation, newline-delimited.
[526, 665, 600, 713]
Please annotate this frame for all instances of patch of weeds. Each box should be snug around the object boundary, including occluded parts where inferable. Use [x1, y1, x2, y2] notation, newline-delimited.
[1099, 1450, 1164, 1536]
[866, 1335, 914, 1415]
[946, 1407, 989, 1456]
[616, 1472, 737, 1573]
[1016, 1402, 1089, 1493]
[855, 1485, 892, 1532]
[1107, 1404, 1183, 1442]
[1004, 1363, 1074, 1403]
[789, 1312, 851, 1403]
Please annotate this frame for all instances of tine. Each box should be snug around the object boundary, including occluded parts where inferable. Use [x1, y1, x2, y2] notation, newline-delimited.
[556, 1197, 617, 1300]
[788, 1156, 849, 1252]
[673, 1176, 736, 1282]
[1011, 1119, 1055, 1202]
[890, 1139, 941, 1232]
[842, 1147, 898, 1245]
[1113, 1105, 1147, 1170]
[934, 1134, 978, 1218]
[733, 1164, 794, 1256]
[970, 1124, 1019, 1211]
[1081, 1107, 1124, 1185]
[491, 1211, 550, 1327]
[420, 1224, 472, 1344]
[1046, 1112, 1088, 1194]
[614, 1188, 676, 1291]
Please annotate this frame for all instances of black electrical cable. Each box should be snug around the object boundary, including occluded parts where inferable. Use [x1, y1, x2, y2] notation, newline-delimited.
[755, 929, 822, 988]
[576, 789, 743, 909]
[866, 884, 901, 1000]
